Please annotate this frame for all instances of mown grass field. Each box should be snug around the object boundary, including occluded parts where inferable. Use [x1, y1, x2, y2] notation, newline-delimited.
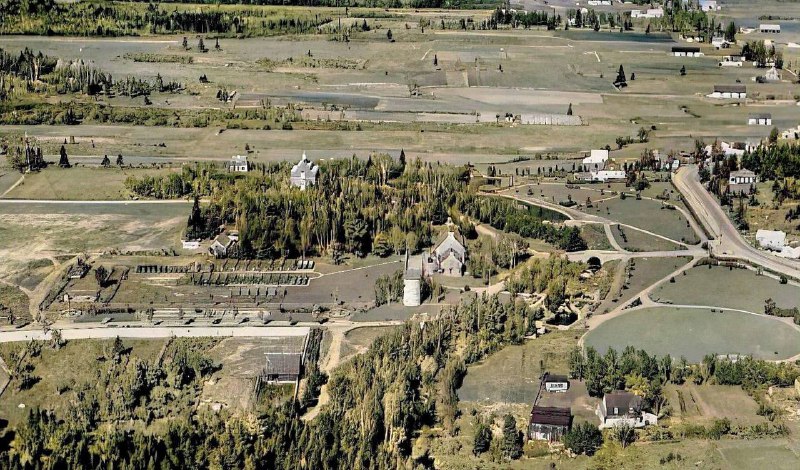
[651, 265, 800, 312]
[584, 306, 800, 362]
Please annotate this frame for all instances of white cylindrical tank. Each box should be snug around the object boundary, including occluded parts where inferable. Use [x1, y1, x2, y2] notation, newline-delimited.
[403, 279, 421, 307]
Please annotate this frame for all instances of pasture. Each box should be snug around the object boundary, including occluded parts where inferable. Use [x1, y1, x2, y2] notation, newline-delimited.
[584, 306, 800, 362]
[651, 264, 800, 312]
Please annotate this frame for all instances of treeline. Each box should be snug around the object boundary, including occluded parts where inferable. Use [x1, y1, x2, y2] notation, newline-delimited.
[571, 346, 800, 406]
[0, 1, 332, 37]
[741, 142, 800, 180]
[0, 101, 301, 128]
[491, 8, 560, 29]
[458, 194, 587, 252]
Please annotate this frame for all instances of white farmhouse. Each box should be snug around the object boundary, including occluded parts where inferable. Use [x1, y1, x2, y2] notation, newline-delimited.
[700, 0, 720, 12]
[597, 391, 657, 429]
[672, 46, 703, 57]
[729, 169, 757, 185]
[290, 152, 319, 190]
[760, 24, 781, 34]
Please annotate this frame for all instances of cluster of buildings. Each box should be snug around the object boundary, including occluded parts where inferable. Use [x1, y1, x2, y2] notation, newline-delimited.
[574, 149, 626, 183]
[227, 152, 319, 191]
[527, 373, 658, 443]
[403, 222, 469, 307]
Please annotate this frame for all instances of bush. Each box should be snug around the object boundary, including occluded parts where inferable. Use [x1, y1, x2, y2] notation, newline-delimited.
[564, 422, 603, 455]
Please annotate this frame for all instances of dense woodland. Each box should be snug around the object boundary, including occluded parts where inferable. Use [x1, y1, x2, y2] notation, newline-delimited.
[125, 157, 586, 260]
[741, 142, 800, 181]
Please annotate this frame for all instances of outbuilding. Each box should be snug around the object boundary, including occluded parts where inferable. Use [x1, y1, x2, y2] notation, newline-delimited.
[529, 406, 572, 442]
[748, 113, 772, 126]
[672, 46, 703, 57]
[543, 373, 570, 393]
[710, 85, 746, 99]
[760, 24, 781, 33]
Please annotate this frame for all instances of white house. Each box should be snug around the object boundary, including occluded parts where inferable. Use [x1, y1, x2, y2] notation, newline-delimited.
[781, 125, 800, 140]
[729, 169, 757, 185]
[582, 149, 609, 169]
[290, 152, 319, 190]
[597, 391, 657, 429]
[227, 155, 250, 173]
[209, 233, 236, 258]
[712, 36, 731, 49]
[756, 229, 786, 251]
[700, 0, 720, 12]
[672, 46, 703, 57]
[748, 113, 772, 126]
[590, 170, 626, 182]
[705, 141, 748, 158]
[709, 84, 746, 99]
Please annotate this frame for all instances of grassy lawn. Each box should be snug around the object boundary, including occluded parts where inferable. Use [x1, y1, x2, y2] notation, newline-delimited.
[0, 338, 166, 426]
[458, 330, 579, 405]
[612, 224, 685, 252]
[651, 265, 800, 312]
[584, 306, 800, 362]
[601, 256, 692, 311]
[582, 197, 700, 244]
[0, 285, 30, 324]
[581, 223, 612, 250]
[664, 383, 763, 427]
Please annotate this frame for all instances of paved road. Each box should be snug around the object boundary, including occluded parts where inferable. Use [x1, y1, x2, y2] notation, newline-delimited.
[673, 165, 800, 279]
[0, 325, 310, 343]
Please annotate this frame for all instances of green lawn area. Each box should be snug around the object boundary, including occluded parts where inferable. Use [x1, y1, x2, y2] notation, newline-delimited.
[651, 265, 800, 312]
[580, 223, 612, 250]
[4, 166, 179, 200]
[584, 306, 800, 362]
[0, 338, 166, 425]
[718, 439, 800, 470]
[612, 224, 685, 252]
[458, 330, 578, 404]
[582, 197, 700, 244]
[0, 285, 30, 324]
[602, 256, 692, 311]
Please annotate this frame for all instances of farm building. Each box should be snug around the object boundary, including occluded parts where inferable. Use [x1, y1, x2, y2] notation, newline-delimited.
[290, 152, 319, 190]
[227, 155, 250, 173]
[263, 352, 303, 384]
[426, 229, 467, 277]
[729, 169, 757, 185]
[589, 170, 626, 182]
[543, 373, 569, 393]
[596, 391, 657, 429]
[760, 24, 781, 33]
[631, 8, 663, 18]
[748, 113, 772, 126]
[528, 406, 572, 442]
[719, 55, 744, 67]
[781, 125, 800, 140]
[711, 36, 731, 49]
[582, 149, 609, 168]
[672, 46, 703, 57]
[710, 85, 746, 99]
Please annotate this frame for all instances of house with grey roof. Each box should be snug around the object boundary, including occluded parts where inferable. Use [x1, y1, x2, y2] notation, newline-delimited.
[227, 155, 250, 173]
[290, 152, 319, 190]
[426, 229, 467, 277]
[748, 114, 772, 126]
[597, 391, 657, 429]
[710, 84, 746, 99]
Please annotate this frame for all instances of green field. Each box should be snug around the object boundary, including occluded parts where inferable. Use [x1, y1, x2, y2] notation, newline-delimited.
[612, 224, 685, 252]
[584, 306, 800, 362]
[584, 197, 700, 244]
[651, 265, 800, 312]
[4, 166, 180, 200]
[458, 330, 578, 404]
[600, 256, 692, 311]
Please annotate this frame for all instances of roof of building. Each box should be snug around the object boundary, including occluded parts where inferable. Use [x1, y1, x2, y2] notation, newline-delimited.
[756, 229, 786, 242]
[213, 233, 231, 247]
[760, 24, 781, 29]
[290, 152, 319, 178]
[230, 155, 248, 163]
[265, 353, 302, 376]
[434, 230, 466, 258]
[714, 84, 747, 93]
[730, 169, 756, 177]
[749, 113, 772, 120]
[672, 46, 701, 52]
[544, 373, 569, 384]
[530, 406, 572, 427]
[604, 391, 643, 414]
